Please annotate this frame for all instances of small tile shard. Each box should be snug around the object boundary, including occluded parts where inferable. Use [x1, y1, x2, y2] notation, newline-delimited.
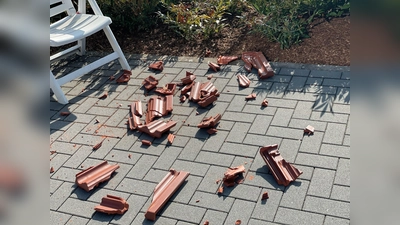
[180, 95, 187, 103]
[50, 167, 54, 173]
[60, 112, 71, 116]
[92, 137, 106, 150]
[208, 61, 220, 72]
[204, 220, 210, 225]
[235, 220, 242, 225]
[142, 75, 159, 90]
[304, 125, 315, 135]
[197, 114, 221, 128]
[167, 133, 175, 144]
[223, 165, 245, 187]
[261, 99, 268, 107]
[148, 61, 163, 71]
[217, 186, 223, 194]
[94, 195, 129, 215]
[155, 83, 177, 95]
[261, 192, 269, 200]
[217, 55, 239, 65]
[116, 70, 132, 83]
[207, 74, 213, 80]
[98, 92, 108, 99]
[181, 81, 195, 95]
[245, 93, 256, 100]
[142, 140, 152, 146]
[237, 74, 250, 87]
[128, 154, 132, 159]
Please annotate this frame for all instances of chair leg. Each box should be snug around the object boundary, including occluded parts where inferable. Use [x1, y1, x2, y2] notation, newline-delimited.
[77, 39, 86, 56]
[50, 71, 69, 104]
[103, 26, 131, 71]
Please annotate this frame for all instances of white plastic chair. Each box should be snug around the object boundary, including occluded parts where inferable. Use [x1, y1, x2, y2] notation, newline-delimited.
[50, 0, 131, 104]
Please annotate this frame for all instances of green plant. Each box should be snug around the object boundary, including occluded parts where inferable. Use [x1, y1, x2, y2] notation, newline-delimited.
[249, 0, 350, 49]
[158, 0, 229, 40]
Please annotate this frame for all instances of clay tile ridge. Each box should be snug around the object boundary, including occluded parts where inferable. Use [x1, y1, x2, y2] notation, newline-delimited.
[200, 81, 216, 96]
[242, 52, 274, 79]
[181, 81, 195, 95]
[146, 95, 173, 124]
[148, 61, 163, 71]
[155, 83, 177, 95]
[128, 100, 143, 130]
[137, 119, 177, 138]
[189, 82, 202, 102]
[142, 75, 159, 90]
[217, 55, 239, 65]
[116, 70, 132, 83]
[181, 72, 196, 84]
[75, 161, 119, 192]
[145, 169, 190, 221]
[94, 195, 129, 215]
[259, 144, 302, 186]
[208, 61, 220, 72]
[223, 165, 245, 187]
[197, 113, 221, 128]
[237, 74, 250, 87]
[198, 93, 218, 108]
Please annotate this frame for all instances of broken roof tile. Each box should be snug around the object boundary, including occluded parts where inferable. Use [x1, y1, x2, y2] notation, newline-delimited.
[132, 100, 143, 117]
[181, 72, 196, 84]
[137, 120, 177, 138]
[223, 165, 245, 187]
[116, 70, 132, 83]
[179, 95, 187, 103]
[189, 82, 201, 102]
[242, 52, 274, 79]
[261, 99, 269, 107]
[92, 137, 106, 150]
[261, 191, 269, 200]
[128, 115, 142, 130]
[181, 81, 195, 95]
[145, 169, 189, 221]
[217, 55, 239, 65]
[207, 74, 213, 80]
[146, 95, 173, 124]
[237, 74, 250, 87]
[245, 93, 256, 100]
[200, 81, 216, 96]
[98, 92, 108, 99]
[198, 94, 218, 108]
[208, 61, 220, 72]
[197, 114, 221, 128]
[142, 75, 159, 90]
[155, 83, 177, 95]
[148, 61, 163, 71]
[94, 195, 129, 215]
[217, 186, 224, 194]
[207, 128, 218, 135]
[259, 144, 302, 186]
[75, 161, 119, 192]
[142, 140, 152, 146]
[304, 125, 315, 135]
[167, 133, 175, 144]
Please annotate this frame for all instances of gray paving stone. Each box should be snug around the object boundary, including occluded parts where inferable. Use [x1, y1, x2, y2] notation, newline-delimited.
[306, 77, 323, 85]
[250, 97, 297, 108]
[271, 108, 294, 126]
[126, 154, 158, 179]
[279, 68, 310, 76]
[99, 163, 132, 190]
[280, 180, 309, 209]
[171, 160, 210, 176]
[87, 137, 119, 159]
[174, 61, 200, 69]
[309, 70, 341, 79]
[299, 132, 324, 154]
[73, 97, 99, 113]
[50, 153, 70, 173]
[243, 134, 282, 147]
[65, 216, 90, 225]
[303, 196, 350, 219]
[269, 75, 292, 83]
[308, 168, 335, 198]
[205, 102, 229, 118]
[244, 171, 285, 191]
[131, 212, 177, 225]
[202, 130, 229, 152]
[153, 146, 183, 170]
[51, 130, 64, 143]
[50, 179, 64, 194]
[221, 141, 259, 157]
[195, 151, 234, 167]
[331, 104, 350, 115]
[224, 199, 255, 225]
[292, 101, 314, 119]
[341, 71, 350, 79]
[283, 92, 316, 101]
[172, 105, 194, 116]
[293, 165, 314, 180]
[274, 207, 324, 225]
[105, 150, 141, 165]
[346, 118, 350, 135]
[114, 133, 139, 150]
[304, 85, 337, 95]
[310, 111, 348, 123]
[64, 113, 96, 124]
[223, 85, 254, 95]
[278, 139, 301, 163]
[178, 138, 205, 161]
[162, 202, 206, 224]
[343, 135, 350, 146]
[190, 191, 235, 212]
[266, 126, 303, 140]
[86, 106, 117, 116]
[323, 79, 350, 88]
[226, 122, 251, 143]
[222, 111, 255, 123]
[324, 216, 350, 225]
[323, 123, 346, 145]
[50, 211, 72, 225]
[197, 165, 229, 193]
[201, 209, 228, 225]
[58, 197, 98, 218]
[177, 125, 209, 139]
[57, 123, 87, 142]
[217, 120, 235, 131]
[288, 118, 327, 131]
[221, 184, 261, 202]
[248, 115, 273, 135]
[170, 175, 202, 204]
[87, 188, 130, 203]
[334, 158, 350, 186]
[129, 141, 165, 156]
[227, 95, 247, 112]
[176, 222, 196, 225]
[52, 167, 81, 182]
[86, 212, 113, 224]
[116, 178, 156, 196]
[287, 77, 307, 91]
[50, 181, 75, 210]
[331, 185, 350, 202]
[50, 120, 73, 131]
[251, 188, 282, 222]
[249, 218, 279, 225]
[144, 168, 169, 183]
[242, 104, 277, 116]
[319, 144, 350, 158]
[217, 93, 235, 102]
[104, 109, 129, 127]
[295, 153, 338, 169]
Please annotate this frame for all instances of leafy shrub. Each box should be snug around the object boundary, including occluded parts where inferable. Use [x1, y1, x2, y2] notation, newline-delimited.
[249, 0, 350, 49]
[157, 0, 229, 40]
[96, 0, 161, 32]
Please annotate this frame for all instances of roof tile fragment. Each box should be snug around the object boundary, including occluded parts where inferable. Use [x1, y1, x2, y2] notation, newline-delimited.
[242, 52, 274, 79]
[155, 83, 177, 95]
[148, 61, 163, 71]
[142, 75, 159, 90]
[146, 95, 173, 124]
[75, 161, 119, 192]
[137, 120, 177, 138]
[94, 195, 129, 215]
[223, 165, 245, 187]
[197, 114, 221, 128]
[208, 61, 220, 72]
[237, 74, 250, 87]
[245, 93, 256, 100]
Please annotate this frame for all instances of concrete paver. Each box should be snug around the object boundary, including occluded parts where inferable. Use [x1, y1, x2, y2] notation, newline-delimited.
[50, 53, 350, 224]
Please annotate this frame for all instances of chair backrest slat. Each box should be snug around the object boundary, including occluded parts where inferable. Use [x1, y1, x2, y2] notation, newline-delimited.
[50, 0, 76, 18]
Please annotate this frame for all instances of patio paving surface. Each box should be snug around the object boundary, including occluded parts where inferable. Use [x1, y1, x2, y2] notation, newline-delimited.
[50, 52, 350, 225]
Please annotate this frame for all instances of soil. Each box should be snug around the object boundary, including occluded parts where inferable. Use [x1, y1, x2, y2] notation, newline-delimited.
[74, 12, 350, 66]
